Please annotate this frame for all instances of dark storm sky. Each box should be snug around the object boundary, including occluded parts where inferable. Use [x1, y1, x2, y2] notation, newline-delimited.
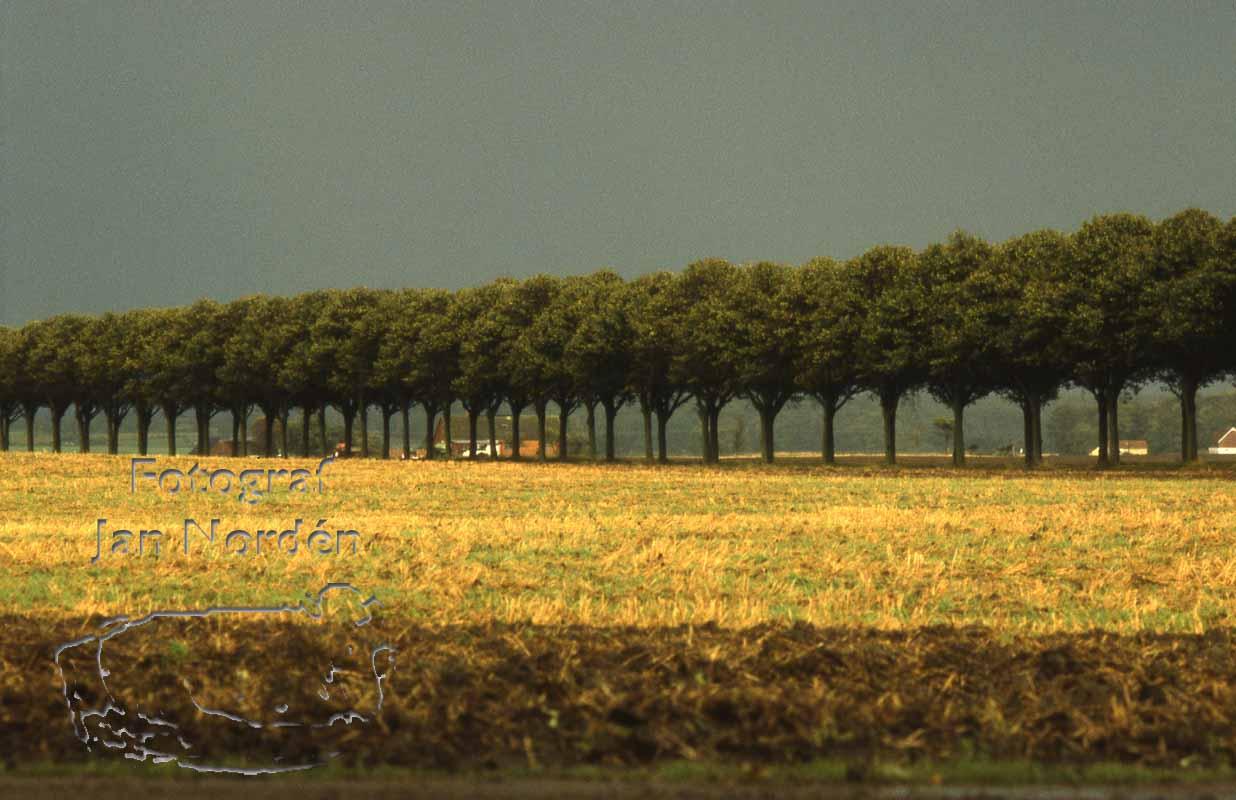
[2, 1, 1234, 326]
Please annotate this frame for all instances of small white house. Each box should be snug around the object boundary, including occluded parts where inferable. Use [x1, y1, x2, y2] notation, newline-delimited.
[1089, 440, 1149, 457]
[1208, 428, 1236, 455]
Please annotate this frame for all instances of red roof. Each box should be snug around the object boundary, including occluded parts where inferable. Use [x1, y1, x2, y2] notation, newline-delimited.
[1217, 428, 1236, 448]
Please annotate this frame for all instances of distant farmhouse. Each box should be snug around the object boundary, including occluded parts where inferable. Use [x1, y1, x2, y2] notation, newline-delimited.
[426, 414, 560, 459]
[1208, 428, 1236, 455]
[1089, 440, 1149, 457]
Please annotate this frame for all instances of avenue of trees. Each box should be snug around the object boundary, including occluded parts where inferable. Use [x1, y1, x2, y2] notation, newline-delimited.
[1, 209, 1234, 468]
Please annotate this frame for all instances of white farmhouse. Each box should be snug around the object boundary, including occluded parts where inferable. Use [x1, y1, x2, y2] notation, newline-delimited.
[1089, 439, 1149, 457]
[1208, 428, 1236, 455]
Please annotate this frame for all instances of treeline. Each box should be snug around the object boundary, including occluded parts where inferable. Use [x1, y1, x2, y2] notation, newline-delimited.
[1, 209, 1233, 467]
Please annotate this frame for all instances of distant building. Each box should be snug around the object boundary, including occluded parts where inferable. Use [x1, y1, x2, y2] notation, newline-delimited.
[430, 415, 559, 458]
[1208, 428, 1236, 455]
[1089, 440, 1149, 457]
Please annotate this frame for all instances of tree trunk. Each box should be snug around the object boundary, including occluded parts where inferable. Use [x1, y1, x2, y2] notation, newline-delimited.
[263, 411, 275, 457]
[443, 406, 453, 458]
[655, 410, 669, 463]
[759, 407, 775, 463]
[381, 408, 392, 459]
[50, 407, 63, 453]
[318, 406, 329, 457]
[75, 407, 90, 453]
[487, 407, 498, 458]
[0, 416, 8, 451]
[510, 404, 523, 461]
[585, 401, 597, 460]
[1022, 400, 1034, 468]
[822, 398, 837, 465]
[1180, 393, 1189, 463]
[1094, 391, 1109, 467]
[603, 400, 617, 461]
[402, 401, 412, 458]
[641, 403, 654, 462]
[709, 407, 721, 463]
[26, 408, 36, 452]
[468, 408, 479, 458]
[558, 408, 570, 461]
[194, 406, 208, 455]
[1180, 375, 1199, 463]
[951, 398, 965, 468]
[535, 402, 547, 462]
[697, 404, 709, 462]
[1033, 398, 1044, 466]
[879, 391, 899, 465]
[106, 412, 121, 454]
[279, 406, 289, 458]
[1106, 390, 1121, 467]
[358, 403, 369, 458]
[424, 406, 437, 460]
[693, 398, 721, 463]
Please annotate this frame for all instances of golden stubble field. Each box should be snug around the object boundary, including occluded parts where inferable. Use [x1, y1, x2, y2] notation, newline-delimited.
[2, 452, 1235, 633]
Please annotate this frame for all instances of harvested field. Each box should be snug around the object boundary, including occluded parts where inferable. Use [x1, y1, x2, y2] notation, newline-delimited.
[4, 453, 1236, 783]
[6, 619, 1236, 771]
[3, 454, 1236, 633]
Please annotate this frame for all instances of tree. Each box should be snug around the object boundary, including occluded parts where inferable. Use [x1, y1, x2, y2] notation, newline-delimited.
[137, 307, 198, 457]
[564, 271, 634, 461]
[1149, 209, 1231, 462]
[626, 273, 691, 462]
[519, 275, 591, 461]
[985, 230, 1070, 468]
[361, 291, 410, 460]
[508, 276, 567, 461]
[671, 260, 742, 464]
[167, 300, 229, 456]
[217, 298, 262, 456]
[22, 315, 89, 452]
[1061, 214, 1157, 467]
[849, 246, 927, 465]
[280, 291, 334, 456]
[451, 282, 510, 459]
[308, 289, 387, 457]
[117, 309, 166, 456]
[219, 295, 301, 458]
[6, 327, 41, 451]
[0, 327, 26, 451]
[81, 312, 141, 455]
[920, 232, 998, 467]
[788, 257, 861, 464]
[376, 288, 457, 460]
[731, 262, 799, 463]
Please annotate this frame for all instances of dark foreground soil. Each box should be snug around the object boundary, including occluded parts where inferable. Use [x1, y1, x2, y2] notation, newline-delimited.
[5, 619, 1236, 774]
[9, 775, 1236, 800]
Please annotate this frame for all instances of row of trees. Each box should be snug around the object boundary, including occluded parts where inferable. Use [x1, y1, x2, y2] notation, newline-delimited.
[1, 209, 1233, 467]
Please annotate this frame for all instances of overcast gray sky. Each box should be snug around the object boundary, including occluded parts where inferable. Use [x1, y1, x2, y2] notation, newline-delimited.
[2, 1, 1234, 326]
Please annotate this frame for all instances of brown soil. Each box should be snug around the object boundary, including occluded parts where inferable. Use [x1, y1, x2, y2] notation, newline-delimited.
[5, 619, 1236, 772]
